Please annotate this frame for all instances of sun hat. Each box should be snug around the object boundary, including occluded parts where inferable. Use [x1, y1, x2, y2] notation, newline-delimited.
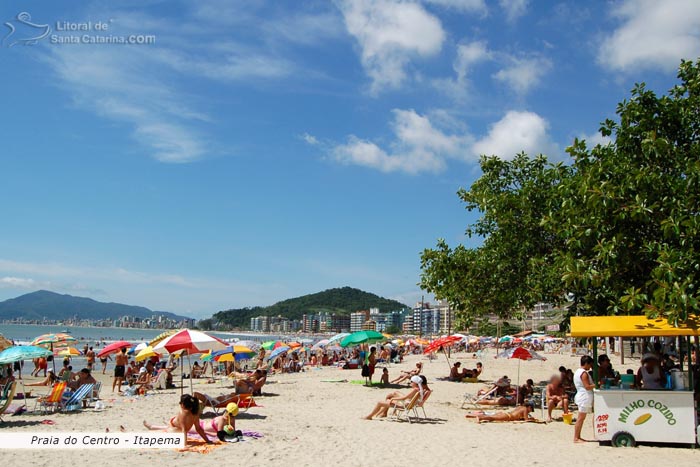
[139, 367, 147, 373]
[226, 402, 239, 416]
[410, 375, 422, 385]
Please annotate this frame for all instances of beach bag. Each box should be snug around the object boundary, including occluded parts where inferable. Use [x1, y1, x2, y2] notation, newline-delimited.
[361, 364, 370, 377]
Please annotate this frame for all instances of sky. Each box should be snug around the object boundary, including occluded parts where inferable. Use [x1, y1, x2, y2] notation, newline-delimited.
[1, 0, 699, 318]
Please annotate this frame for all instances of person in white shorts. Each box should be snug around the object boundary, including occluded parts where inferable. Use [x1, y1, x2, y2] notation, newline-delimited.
[573, 355, 595, 443]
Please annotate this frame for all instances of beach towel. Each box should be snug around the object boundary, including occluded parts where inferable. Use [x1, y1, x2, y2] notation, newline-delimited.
[350, 380, 383, 386]
[177, 439, 225, 454]
[320, 379, 348, 383]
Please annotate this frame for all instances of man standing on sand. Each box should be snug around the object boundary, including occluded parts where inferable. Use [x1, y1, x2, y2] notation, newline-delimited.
[86, 346, 96, 370]
[112, 347, 128, 393]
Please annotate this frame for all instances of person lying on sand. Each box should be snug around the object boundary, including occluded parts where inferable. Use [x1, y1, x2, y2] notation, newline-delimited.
[364, 375, 430, 420]
[143, 394, 213, 445]
[390, 362, 422, 384]
[466, 402, 538, 423]
[145, 401, 240, 442]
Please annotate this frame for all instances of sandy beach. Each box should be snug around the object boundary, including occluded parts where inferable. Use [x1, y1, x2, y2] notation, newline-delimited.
[2, 350, 698, 467]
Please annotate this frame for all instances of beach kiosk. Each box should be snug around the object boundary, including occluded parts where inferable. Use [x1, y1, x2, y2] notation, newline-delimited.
[570, 315, 699, 447]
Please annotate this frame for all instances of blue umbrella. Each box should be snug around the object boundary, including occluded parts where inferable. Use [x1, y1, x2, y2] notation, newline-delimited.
[211, 346, 256, 362]
[266, 346, 290, 362]
[0, 345, 52, 365]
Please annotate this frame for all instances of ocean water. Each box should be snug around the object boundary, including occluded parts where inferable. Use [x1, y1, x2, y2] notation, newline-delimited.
[0, 323, 280, 345]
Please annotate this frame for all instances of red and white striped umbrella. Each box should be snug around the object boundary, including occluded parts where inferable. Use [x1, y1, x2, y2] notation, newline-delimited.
[152, 329, 228, 355]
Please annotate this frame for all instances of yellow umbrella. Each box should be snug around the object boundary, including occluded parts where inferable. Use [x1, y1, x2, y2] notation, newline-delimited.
[135, 345, 160, 362]
[148, 329, 179, 347]
[55, 347, 81, 356]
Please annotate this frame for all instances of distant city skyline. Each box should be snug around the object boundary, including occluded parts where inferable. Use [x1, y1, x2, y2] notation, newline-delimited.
[1, 1, 698, 318]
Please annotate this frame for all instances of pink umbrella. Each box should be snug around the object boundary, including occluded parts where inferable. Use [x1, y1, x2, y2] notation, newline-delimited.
[97, 341, 133, 358]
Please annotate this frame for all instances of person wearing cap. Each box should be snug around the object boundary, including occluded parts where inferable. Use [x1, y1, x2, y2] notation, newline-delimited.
[363, 375, 431, 420]
[636, 354, 663, 389]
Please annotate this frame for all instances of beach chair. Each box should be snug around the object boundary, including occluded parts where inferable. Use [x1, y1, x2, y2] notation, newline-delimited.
[195, 391, 258, 415]
[390, 392, 421, 423]
[413, 391, 431, 419]
[461, 384, 499, 409]
[35, 382, 67, 414]
[0, 381, 18, 422]
[87, 381, 102, 406]
[60, 383, 94, 412]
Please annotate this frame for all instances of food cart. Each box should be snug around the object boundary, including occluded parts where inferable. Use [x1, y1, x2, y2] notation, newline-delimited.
[570, 315, 699, 447]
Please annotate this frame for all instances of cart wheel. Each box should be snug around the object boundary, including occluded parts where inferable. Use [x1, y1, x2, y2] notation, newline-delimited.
[611, 431, 636, 447]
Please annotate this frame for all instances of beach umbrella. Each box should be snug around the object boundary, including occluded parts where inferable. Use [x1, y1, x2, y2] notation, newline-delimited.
[498, 346, 547, 402]
[55, 346, 81, 357]
[153, 329, 228, 355]
[153, 329, 228, 393]
[135, 345, 160, 362]
[423, 335, 463, 368]
[267, 345, 290, 362]
[236, 340, 261, 351]
[0, 334, 13, 351]
[149, 329, 178, 347]
[498, 335, 513, 343]
[287, 341, 302, 349]
[97, 340, 133, 358]
[201, 351, 213, 362]
[327, 333, 350, 345]
[261, 340, 278, 350]
[211, 345, 256, 362]
[31, 333, 78, 372]
[340, 330, 385, 348]
[0, 345, 52, 365]
[311, 339, 330, 350]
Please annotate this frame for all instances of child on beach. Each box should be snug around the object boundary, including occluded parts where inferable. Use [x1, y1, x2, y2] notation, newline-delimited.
[379, 368, 389, 385]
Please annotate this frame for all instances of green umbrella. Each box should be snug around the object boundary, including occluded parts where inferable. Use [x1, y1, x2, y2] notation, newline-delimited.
[340, 330, 385, 348]
[261, 340, 278, 350]
[0, 345, 52, 365]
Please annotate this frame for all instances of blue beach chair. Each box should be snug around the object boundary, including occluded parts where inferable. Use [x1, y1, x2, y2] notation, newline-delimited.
[61, 383, 94, 412]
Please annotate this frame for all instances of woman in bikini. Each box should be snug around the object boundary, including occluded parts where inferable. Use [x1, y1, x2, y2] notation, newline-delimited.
[364, 375, 431, 420]
[465, 402, 536, 423]
[143, 394, 213, 445]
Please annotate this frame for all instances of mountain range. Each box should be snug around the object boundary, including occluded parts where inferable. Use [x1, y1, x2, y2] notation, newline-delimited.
[212, 286, 409, 329]
[0, 290, 192, 322]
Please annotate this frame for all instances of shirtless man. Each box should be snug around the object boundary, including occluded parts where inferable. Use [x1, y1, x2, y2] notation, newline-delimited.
[466, 402, 537, 423]
[546, 375, 570, 422]
[86, 347, 96, 370]
[112, 347, 128, 393]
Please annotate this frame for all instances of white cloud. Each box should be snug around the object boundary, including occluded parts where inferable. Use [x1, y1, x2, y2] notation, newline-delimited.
[0, 277, 38, 289]
[493, 56, 551, 95]
[332, 109, 472, 173]
[579, 131, 612, 147]
[337, 0, 445, 93]
[472, 110, 558, 159]
[423, 0, 487, 14]
[598, 0, 700, 72]
[434, 41, 491, 97]
[498, 0, 529, 22]
[301, 133, 320, 145]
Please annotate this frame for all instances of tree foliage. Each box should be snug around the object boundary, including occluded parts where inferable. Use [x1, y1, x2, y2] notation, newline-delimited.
[421, 58, 700, 328]
[420, 154, 567, 327]
[547, 59, 700, 324]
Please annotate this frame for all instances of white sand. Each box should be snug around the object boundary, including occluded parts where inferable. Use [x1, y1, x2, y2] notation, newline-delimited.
[3, 351, 698, 466]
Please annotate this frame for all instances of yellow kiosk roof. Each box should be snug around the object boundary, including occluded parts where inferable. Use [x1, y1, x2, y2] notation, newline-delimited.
[570, 315, 700, 337]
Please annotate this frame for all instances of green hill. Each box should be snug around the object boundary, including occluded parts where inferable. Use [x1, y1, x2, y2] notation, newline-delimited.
[212, 286, 408, 329]
[0, 290, 192, 322]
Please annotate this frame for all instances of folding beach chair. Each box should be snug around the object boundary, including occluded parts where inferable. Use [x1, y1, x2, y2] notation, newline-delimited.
[390, 392, 421, 423]
[461, 384, 499, 409]
[61, 383, 94, 412]
[413, 391, 431, 419]
[35, 382, 67, 414]
[87, 381, 102, 406]
[0, 381, 18, 422]
[195, 391, 258, 415]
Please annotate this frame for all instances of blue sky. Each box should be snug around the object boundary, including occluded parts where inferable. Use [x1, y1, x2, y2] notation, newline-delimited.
[1, 0, 698, 318]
